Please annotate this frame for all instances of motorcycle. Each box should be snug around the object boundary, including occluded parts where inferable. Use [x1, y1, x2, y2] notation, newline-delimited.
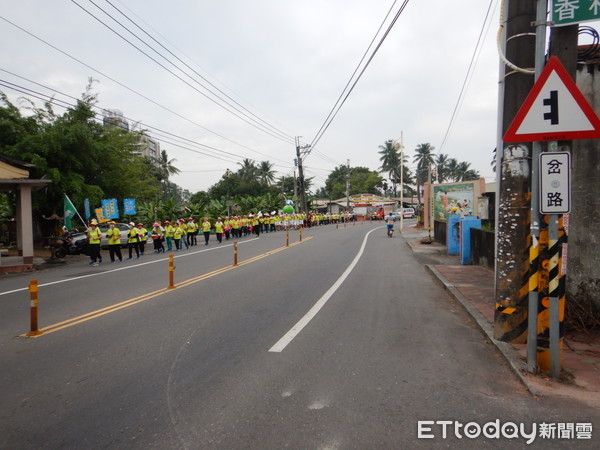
[49, 233, 91, 258]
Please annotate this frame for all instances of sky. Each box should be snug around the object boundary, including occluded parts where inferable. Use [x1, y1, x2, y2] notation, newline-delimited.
[0, 1, 595, 195]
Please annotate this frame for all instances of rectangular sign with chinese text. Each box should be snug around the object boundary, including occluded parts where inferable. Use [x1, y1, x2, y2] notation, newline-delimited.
[540, 152, 571, 214]
[552, 0, 600, 27]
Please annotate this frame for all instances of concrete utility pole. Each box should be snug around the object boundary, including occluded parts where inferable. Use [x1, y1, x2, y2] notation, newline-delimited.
[345, 159, 351, 210]
[494, 0, 537, 343]
[295, 137, 310, 213]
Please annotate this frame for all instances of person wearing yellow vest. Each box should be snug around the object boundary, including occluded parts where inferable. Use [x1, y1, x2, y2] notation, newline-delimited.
[87, 220, 103, 266]
[127, 222, 140, 259]
[251, 214, 260, 237]
[136, 223, 148, 256]
[201, 217, 211, 245]
[223, 216, 231, 241]
[106, 221, 123, 263]
[186, 218, 197, 247]
[151, 222, 165, 254]
[163, 220, 175, 251]
[214, 217, 224, 243]
[173, 219, 185, 251]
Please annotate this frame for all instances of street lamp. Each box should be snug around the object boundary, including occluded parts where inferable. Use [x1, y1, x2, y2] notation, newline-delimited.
[394, 133, 404, 231]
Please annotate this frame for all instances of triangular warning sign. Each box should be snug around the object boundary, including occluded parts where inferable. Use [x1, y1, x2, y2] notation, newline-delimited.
[503, 56, 600, 142]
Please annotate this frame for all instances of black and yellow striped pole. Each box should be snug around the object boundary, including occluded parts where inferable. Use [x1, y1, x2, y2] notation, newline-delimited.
[535, 213, 566, 377]
[526, 232, 540, 373]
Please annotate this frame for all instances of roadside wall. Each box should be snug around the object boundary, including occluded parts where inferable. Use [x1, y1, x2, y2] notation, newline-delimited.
[571, 63, 600, 310]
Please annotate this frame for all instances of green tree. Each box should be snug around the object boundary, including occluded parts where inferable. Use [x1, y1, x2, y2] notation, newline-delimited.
[413, 143, 435, 206]
[446, 158, 460, 182]
[0, 83, 164, 223]
[435, 153, 449, 183]
[257, 160, 275, 186]
[324, 165, 383, 199]
[378, 139, 400, 196]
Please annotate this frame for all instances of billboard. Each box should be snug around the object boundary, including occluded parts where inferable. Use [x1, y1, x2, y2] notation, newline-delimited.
[433, 180, 483, 222]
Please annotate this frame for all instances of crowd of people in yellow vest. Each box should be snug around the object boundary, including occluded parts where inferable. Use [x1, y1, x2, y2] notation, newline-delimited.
[85, 212, 356, 266]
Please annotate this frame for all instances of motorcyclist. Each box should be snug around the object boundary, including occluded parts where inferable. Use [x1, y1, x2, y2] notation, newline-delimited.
[384, 213, 396, 236]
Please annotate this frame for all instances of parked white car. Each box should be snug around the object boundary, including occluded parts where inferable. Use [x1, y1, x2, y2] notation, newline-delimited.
[392, 208, 416, 219]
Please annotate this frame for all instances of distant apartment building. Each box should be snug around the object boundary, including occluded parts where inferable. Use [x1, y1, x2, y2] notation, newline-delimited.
[136, 133, 160, 164]
[102, 109, 160, 167]
[102, 109, 129, 131]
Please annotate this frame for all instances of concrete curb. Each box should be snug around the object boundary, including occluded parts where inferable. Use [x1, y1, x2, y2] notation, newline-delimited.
[423, 264, 542, 397]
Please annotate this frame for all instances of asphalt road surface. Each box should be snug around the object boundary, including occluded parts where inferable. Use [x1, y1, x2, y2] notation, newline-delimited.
[0, 221, 598, 449]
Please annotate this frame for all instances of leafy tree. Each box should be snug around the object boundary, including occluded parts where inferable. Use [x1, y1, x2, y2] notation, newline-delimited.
[257, 160, 275, 186]
[0, 83, 165, 225]
[324, 165, 383, 199]
[413, 143, 435, 206]
[435, 153, 449, 183]
[378, 139, 400, 196]
[446, 158, 460, 182]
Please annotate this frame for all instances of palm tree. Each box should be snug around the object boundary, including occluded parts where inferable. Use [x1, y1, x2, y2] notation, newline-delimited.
[413, 143, 435, 206]
[435, 153, 449, 183]
[456, 161, 472, 181]
[257, 160, 275, 186]
[237, 158, 258, 183]
[378, 139, 400, 196]
[152, 150, 181, 183]
[446, 158, 460, 182]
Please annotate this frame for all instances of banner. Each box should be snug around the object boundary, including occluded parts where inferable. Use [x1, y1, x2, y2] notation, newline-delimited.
[123, 198, 136, 215]
[102, 198, 119, 220]
[64, 196, 77, 229]
[95, 207, 107, 223]
[84, 198, 91, 220]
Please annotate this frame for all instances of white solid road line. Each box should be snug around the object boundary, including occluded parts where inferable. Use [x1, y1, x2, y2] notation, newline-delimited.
[269, 227, 381, 353]
[0, 238, 259, 298]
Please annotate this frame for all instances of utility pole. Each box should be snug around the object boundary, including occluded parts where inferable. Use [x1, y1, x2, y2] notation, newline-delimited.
[293, 167, 298, 213]
[295, 136, 311, 213]
[398, 132, 404, 231]
[345, 159, 351, 210]
[494, 0, 537, 343]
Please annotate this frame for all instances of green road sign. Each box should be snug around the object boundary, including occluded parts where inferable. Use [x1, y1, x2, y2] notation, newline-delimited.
[552, 0, 600, 26]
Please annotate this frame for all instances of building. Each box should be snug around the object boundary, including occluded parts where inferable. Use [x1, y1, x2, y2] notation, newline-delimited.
[102, 109, 129, 131]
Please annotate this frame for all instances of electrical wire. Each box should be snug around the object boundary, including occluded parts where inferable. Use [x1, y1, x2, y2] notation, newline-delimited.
[0, 15, 290, 165]
[0, 73, 295, 170]
[70, 0, 294, 144]
[307, 0, 411, 158]
[437, 0, 497, 154]
[102, 0, 294, 143]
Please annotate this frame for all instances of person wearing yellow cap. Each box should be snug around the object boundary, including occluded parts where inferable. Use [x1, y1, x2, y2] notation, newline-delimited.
[87, 220, 103, 266]
[106, 221, 123, 263]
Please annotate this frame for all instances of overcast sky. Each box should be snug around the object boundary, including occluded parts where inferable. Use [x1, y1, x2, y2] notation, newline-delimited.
[1, 1, 596, 194]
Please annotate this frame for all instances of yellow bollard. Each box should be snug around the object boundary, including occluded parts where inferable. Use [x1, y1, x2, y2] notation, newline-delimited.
[26, 280, 42, 336]
[286, 230, 289, 247]
[299, 228, 303, 242]
[233, 241, 239, 266]
[168, 254, 176, 289]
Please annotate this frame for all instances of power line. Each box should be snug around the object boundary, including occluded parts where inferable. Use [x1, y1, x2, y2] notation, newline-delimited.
[102, 0, 294, 143]
[0, 15, 289, 165]
[436, 0, 497, 154]
[308, 0, 411, 154]
[70, 0, 294, 144]
[0, 73, 293, 170]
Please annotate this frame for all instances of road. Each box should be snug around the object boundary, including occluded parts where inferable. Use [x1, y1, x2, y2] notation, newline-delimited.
[0, 221, 598, 449]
